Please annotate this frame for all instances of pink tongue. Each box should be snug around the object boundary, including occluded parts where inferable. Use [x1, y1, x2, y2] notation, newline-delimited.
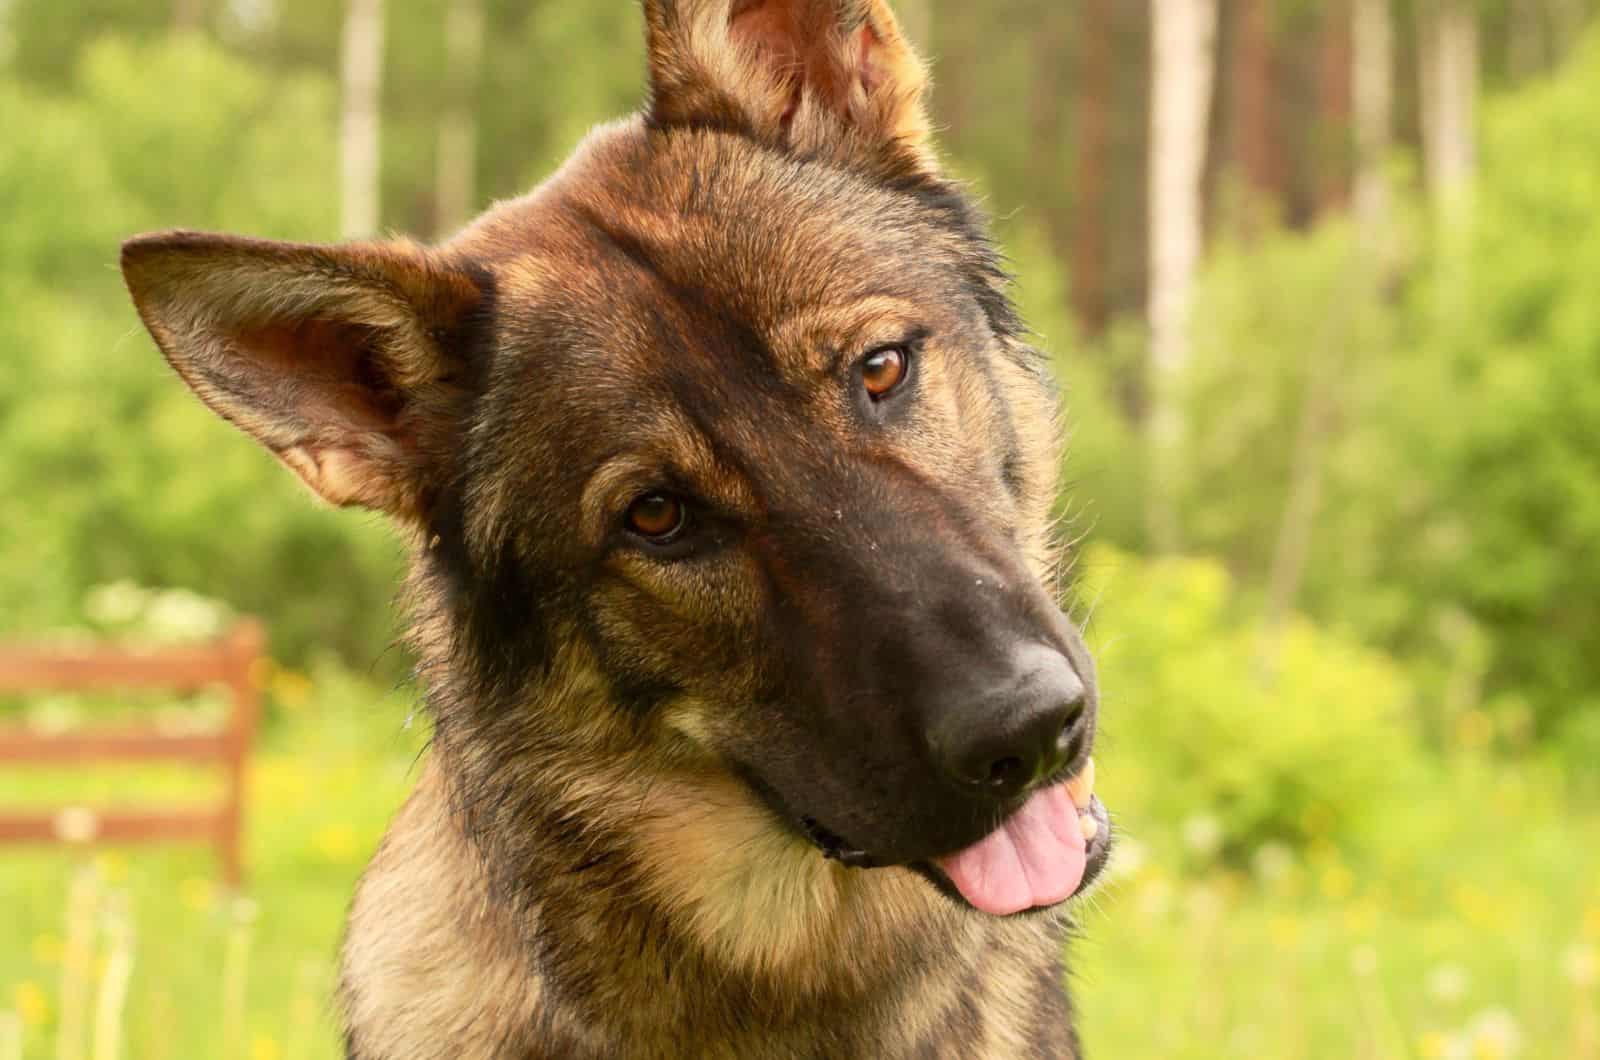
[934, 782, 1087, 916]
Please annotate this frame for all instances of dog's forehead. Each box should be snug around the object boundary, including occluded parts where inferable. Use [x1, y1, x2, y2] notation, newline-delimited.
[463, 123, 974, 360]
[447, 122, 1003, 519]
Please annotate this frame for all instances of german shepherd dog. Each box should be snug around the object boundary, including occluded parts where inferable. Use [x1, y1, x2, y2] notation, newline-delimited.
[121, 1, 1112, 1055]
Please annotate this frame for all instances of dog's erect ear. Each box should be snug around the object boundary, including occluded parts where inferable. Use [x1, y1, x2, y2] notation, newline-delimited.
[121, 231, 486, 523]
[644, 0, 935, 173]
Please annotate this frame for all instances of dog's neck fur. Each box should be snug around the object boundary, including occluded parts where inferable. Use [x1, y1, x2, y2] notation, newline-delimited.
[337, 609, 1082, 1059]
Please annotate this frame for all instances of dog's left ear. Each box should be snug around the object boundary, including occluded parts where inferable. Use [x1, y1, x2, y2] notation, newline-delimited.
[644, 0, 935, 174]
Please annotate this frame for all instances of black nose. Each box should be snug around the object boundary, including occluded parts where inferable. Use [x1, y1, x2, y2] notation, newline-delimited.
[933, 646, 1089, 801]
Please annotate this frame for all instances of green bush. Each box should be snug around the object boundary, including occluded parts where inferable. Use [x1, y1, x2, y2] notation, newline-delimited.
[1067, 28, 1600, 748]
[1078, 545, 1419, 863]
[1392, 30, 1600, 738]
[0, 38, 403, 671]
[1002, 221, 1146, 548]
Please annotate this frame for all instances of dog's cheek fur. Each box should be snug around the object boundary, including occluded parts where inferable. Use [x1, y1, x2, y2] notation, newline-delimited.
[352, 141, 1081, 1053]
[130, 19, 1089, 1049]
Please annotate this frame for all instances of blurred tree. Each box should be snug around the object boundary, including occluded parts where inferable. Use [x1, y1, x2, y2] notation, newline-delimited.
[1418, 0, 1478, 213]
[1397, 29, 1600, 739]
[1071, 0, 1113, 335]
[1258, 0, 1395, 671]
[435, 0, 484, 235]
[1353, 0, 1395, 245]
[895, 0, 929, 50]
[1507, 0, 1546, 75]
[340, 0, 384, 238]
[2, 0, 1598, 738]
[1317, 0, 1353, 213]
[174, 0, 206, 31]
[1147, 0, 1219, 551]
[0, 37, 406, 669]
[1228, 0, 1281, 213]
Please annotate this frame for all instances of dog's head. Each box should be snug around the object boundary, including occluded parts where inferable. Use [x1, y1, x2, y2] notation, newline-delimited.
[122, 0, 1108, 923]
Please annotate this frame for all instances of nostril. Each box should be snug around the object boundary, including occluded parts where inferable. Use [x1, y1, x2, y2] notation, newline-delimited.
[1052, 698, 1088, 766]
[932, 647, 1092, 800]
[986, 755, 1029, 792]
[1059, 697, 1085, 735]
[1057, 725, 1086, 771]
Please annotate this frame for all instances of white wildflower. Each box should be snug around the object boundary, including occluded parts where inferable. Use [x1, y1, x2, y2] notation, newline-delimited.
[1182, 813, 1223, 859]
[1251, 841, 1294, 884]
[1426, 963, 1470, 1005]
[84, 580, 149, 627]
[1466, 1007, 1522, 1058]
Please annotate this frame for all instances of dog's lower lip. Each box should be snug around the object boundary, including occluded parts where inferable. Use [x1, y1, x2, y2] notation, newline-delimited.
[799, 815, 877, 867]
[795, 791, 1113, 916]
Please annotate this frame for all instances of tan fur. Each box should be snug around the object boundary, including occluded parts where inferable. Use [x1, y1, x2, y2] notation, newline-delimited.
[343, 759, 1072, 1059]
[123, 3, 1096, 1056]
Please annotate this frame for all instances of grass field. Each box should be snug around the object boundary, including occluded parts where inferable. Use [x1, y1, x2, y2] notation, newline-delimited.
[1, 673, 1595, 1059]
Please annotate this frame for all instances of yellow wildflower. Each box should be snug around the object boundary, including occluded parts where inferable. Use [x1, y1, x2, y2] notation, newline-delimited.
[313, 824, 359, 864]
[179, 876, 216, 913]
[12, 981, 49, 1027]
[1319, 861, 1355, 902]
[1456, 709, 1493, 749]
[1416, 1031, 1450, 1059]
[1583, 905, 1600, 939]
[93, 852, 128, 884]
[246, 657, 275, 690]
[271, 670, 314, 711]
[30, 934, 62, 966]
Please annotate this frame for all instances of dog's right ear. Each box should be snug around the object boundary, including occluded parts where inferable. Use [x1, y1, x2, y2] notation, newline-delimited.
[643, 0, 935, 174]
[121, 231, 486, 525]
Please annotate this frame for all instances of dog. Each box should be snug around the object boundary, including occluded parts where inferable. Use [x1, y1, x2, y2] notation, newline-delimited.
[120, 1, 1111, 1055]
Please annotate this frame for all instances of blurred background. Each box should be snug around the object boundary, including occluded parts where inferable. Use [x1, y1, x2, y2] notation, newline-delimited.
[1, 0, 1597, 1057]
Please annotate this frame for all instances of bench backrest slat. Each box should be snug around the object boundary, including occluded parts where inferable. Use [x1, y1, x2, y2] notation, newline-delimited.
[0, 620, 264, 887]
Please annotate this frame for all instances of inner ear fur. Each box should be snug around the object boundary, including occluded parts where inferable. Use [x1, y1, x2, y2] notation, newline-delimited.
[121, 230, 486, 522]
[645, 0, 935, 174]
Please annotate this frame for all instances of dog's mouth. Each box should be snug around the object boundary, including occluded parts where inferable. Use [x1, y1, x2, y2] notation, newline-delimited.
[798, 760, 1113, 917]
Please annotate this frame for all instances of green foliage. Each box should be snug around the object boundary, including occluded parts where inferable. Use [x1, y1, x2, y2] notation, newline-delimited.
[0, 6, 1595, 1059]
[0, 676, 425, 1060]
[1078, 546, 1419, 861]
[1060, 28, 1600, 749]
[0, 38, 401, 668]
[1178, 217, 1402, 582]
[1396, 30, 1600, 738]
[3, 674, 1590, 1059]
[1004, 222, 1146, 547]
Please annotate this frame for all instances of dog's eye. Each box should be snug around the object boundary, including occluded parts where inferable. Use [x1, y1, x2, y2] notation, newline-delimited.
[625, 493, 687, 543]
[861, 346, 909, 400]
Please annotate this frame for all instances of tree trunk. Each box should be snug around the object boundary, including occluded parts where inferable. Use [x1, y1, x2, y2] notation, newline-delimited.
[1257, 271, 1352, 678]
[1229, 0, 1278, 204]
[1146, 0, 1218, 552]
[174, 0, 205, 31]
[1507, 0, 1546, 77]
[435, 0, 485, 236]
[1071, 0, 1114, 335]
[1352, 0, 1394, 247]
[1548, 0, 1590, 58]
[1317, 0, 1353, 215]
[1029, 4, 1073, 325]
[1418, 0, 1477, 211]
[895, 0, 932, 52]
[1417, 0, 1476, 315]
[1261, 1, 1394, 671]
[341, 0, 386, 239]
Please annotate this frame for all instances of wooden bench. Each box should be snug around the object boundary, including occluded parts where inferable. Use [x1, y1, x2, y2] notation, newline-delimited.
[0, 621, 264, 887]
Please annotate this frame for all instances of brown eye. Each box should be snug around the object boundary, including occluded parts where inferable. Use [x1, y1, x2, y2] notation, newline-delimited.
[861, 346, 909, 400]
[626, 493, 686, 541]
